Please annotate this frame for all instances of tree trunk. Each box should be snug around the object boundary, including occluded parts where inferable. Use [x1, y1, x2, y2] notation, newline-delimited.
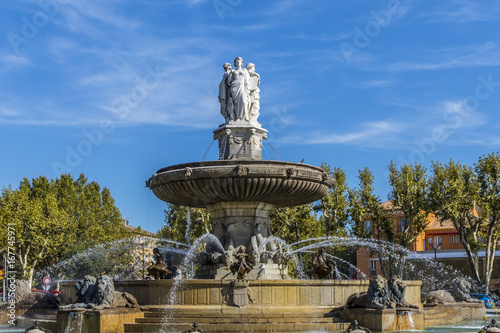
[461, 241, 482, 286]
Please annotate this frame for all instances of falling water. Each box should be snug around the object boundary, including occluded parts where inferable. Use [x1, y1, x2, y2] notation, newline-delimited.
[64, 312, 84, 333]
[160, 233, 224, 333]
[396, 310, 415, 330]
[34, 236, 191, 282]
[202, 139, 216, 161]
[185, 207, 191, 243]
[264, 138, 280, 160]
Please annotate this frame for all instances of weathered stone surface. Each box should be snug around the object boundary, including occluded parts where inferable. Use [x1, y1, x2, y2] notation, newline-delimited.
[214, 124, 266, 161]
[60, 279, 422, 307]
[147, 160, 333, 208]
[57, 308, 143, 333]
[423, 303, 485, 327]
[422, 290, 455, 305]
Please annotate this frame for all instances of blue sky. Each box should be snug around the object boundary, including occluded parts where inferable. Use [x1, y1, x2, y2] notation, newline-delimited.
[1, 0, 499, 233]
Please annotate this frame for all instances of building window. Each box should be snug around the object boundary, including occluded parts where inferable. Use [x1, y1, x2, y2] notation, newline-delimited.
[369, 260, 377, 276]
[455, 235, 459, 244]
[450, 235, 454, 244]
[423, 239, 426, 250]
[400, 219, 406, 232]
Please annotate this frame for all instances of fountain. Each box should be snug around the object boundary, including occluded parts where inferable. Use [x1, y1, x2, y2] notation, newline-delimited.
[50, 57, 487, 332]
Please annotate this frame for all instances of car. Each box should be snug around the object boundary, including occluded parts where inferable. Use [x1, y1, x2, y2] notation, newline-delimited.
[470, 293, 496, 308]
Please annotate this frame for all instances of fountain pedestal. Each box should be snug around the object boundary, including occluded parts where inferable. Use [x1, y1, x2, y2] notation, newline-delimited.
[334, 307, 425, 331]
[214, 122, 267, 161]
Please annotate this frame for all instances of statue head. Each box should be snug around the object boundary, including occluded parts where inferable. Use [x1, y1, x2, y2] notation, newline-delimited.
[75, 275, 96, 296]
[246, 63, 255, 73]
[234, 57, 243, 68]
[153, 247, 160, 254]
[223, 62, 232, 73]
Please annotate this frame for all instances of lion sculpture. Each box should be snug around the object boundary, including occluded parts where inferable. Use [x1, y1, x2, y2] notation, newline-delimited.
[88, 275, 139, 310]
[60, 275, 139, 310]
[345, 276, 420, 309]
[387, 277, 418, 309]
[60, 275, 96, 309]
[449, 277, 481, 303]
[345, 275, 394, 309]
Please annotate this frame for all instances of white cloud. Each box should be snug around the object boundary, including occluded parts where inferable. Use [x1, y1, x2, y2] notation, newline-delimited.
[418, 1, 500, 23]
[278, 120, 406, 147]
[372, 42, 500, 72]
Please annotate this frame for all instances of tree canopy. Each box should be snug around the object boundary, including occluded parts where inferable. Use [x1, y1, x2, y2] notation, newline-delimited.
[430, 154, 500, 290]
[158, 204, 211, 244]
[0, 174, 127, 285]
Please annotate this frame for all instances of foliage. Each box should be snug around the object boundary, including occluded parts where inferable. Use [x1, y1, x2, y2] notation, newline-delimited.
[429, 159, 484, 287]
[158, 204, 211, 244]
[270, 204, 321, 245]
[0, 174, 127, 285]
[475, 152, 500, 290]
[348, 167, 395, 277]
[387, 161, 431, 276]
[314, 163, 349, 237]
[270, 204, 322, 276]
[430, 154, 500, 290]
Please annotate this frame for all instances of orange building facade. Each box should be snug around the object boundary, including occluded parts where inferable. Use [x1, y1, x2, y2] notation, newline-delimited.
[356, 201, 461, 278]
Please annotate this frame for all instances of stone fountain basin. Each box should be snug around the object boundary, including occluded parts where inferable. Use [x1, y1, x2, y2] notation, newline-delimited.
[147, 160, 334, 208]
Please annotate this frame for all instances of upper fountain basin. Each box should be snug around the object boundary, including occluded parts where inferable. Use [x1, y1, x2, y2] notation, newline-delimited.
[146, 160, 334, 208]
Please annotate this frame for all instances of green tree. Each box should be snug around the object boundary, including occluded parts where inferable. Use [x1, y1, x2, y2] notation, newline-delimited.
[429, 159, 484, 287]
[349, 167, 395, 277]
[270, 204, 321, 273]
[314, 164, 349, 237]
[475, 152, 500, 290]
[387, 161, 431, 276]
[158, 204, 211, 244]
[0, 174, 127, 285]
[0, 177, 68, 285]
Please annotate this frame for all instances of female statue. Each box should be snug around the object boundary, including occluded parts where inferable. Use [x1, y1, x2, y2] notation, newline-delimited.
[227, 57, 250, 121]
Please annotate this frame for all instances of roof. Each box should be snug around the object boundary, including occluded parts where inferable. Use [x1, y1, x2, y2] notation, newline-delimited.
[379, 200, 401, 210]
[427, 218, 455, 230]
[121, 218, 156, 236]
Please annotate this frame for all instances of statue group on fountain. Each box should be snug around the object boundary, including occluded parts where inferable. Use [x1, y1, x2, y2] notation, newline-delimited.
[230, 245, 254, 279]
[147, 247, 173, 279]
[218, 57, 260, 124]
[307, 247, 337, 279]
[201, 219, 282, 277]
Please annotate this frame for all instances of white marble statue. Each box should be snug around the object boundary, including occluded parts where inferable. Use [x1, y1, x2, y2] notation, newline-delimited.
[218, 62, 233, 121]
[246, 63, 260, 123]
[227, 57, 250, 122]
[218, 57, 261, 124]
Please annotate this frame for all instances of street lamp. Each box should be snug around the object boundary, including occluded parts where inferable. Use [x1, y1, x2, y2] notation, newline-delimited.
[428, 238, 442, 291]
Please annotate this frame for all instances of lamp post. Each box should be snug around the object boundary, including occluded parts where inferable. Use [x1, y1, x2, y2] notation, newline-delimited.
[429, 239, 442, 291]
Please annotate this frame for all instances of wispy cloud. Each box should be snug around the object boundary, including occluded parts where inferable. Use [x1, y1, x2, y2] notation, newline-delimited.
[418, 1, 500, 23]
[278, 120, 406, 147]
[346, 79, 397, 89]
[359, 42, 500, 72]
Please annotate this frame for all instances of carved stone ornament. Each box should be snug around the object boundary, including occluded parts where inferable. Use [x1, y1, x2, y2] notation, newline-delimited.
[230, 279, 251, 308]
